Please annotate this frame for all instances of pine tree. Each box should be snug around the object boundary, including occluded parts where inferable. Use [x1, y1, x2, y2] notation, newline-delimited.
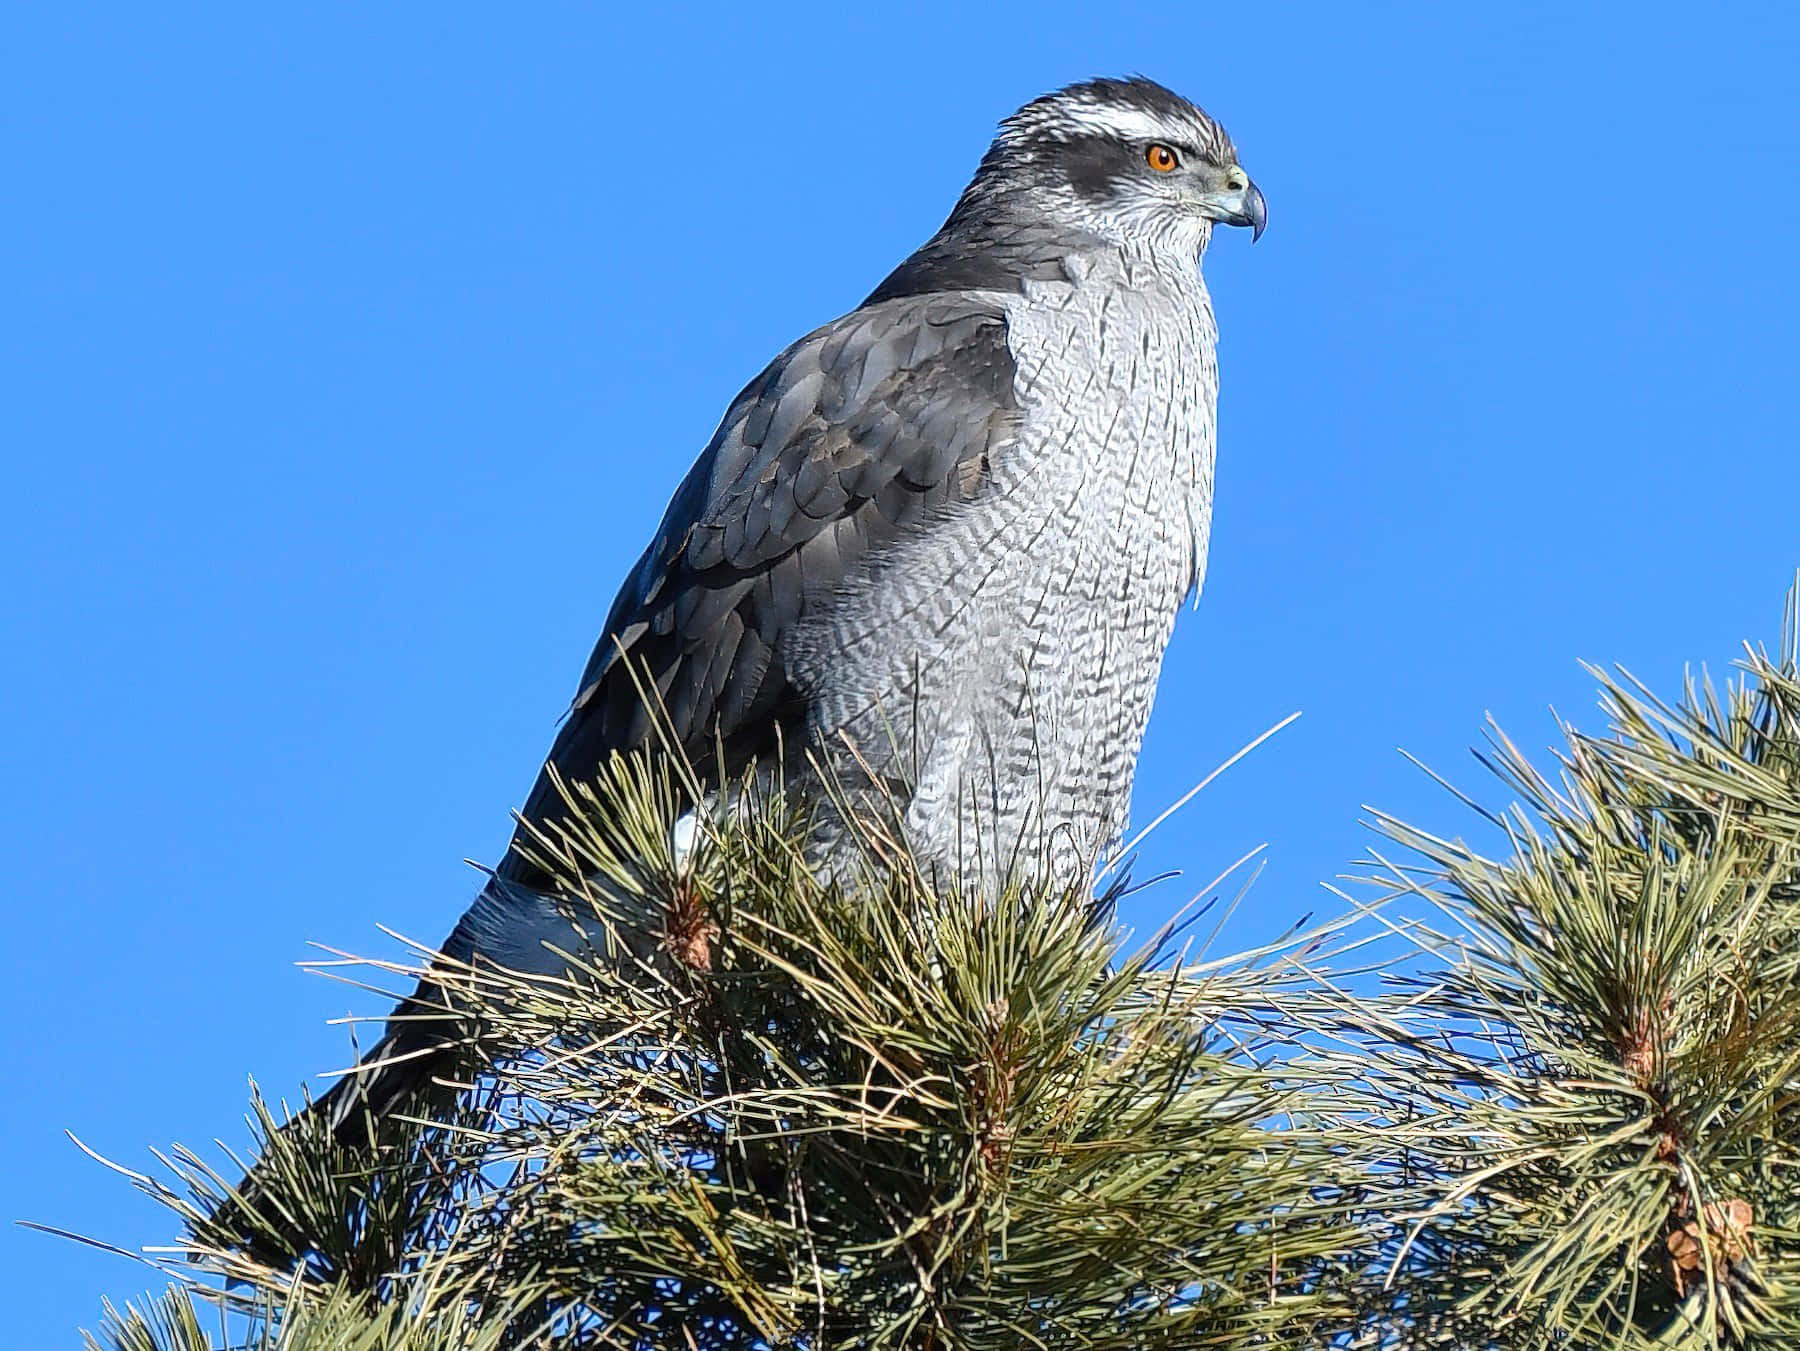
[66, 595, 1800, 1348]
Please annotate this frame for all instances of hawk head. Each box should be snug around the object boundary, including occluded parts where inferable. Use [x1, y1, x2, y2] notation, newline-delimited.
[969, 77, 1265, 255]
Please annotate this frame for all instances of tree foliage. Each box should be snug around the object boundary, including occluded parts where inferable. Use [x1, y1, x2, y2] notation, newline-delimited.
[1351, 600, 1800, 1347]
[67, 595, 1800, 1348]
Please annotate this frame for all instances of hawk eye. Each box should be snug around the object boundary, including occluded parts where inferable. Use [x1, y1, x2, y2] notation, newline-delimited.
[1145, 143, 1180, 173]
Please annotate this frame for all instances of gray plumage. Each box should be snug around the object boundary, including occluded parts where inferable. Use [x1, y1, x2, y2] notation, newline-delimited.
[286, 76, 1265, 1150]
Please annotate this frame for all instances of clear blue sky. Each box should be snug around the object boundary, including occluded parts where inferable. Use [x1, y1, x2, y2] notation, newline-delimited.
[6, 3, 1798, 1340]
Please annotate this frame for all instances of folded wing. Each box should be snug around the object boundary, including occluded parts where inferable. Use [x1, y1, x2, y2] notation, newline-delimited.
[499, 293, 1020, 880]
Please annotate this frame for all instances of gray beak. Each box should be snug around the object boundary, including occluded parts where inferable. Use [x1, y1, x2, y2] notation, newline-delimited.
[1242, 180, 1267, 242]
[1201, 172, 1267, 242]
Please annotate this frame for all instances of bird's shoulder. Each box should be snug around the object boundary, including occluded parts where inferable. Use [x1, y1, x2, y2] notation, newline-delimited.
[677, 288, 1022, 576]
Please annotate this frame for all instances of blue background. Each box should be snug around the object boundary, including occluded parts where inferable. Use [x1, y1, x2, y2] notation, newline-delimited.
[7, 3, 1797, 1340]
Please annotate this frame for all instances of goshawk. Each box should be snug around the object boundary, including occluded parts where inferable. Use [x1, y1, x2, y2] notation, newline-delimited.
[300, 75, 1263, 1144]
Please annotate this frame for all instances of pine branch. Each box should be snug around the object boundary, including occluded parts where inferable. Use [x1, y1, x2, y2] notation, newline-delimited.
[77, 752, 1394, 1348]
[1355, 592, 1800, 1348]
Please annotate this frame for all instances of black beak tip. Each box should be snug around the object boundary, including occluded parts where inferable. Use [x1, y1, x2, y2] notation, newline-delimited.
[1247, 184, 1268, 243]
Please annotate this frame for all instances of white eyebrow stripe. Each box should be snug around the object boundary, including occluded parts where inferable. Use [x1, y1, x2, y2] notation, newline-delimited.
[1053, 103, 1190, 146]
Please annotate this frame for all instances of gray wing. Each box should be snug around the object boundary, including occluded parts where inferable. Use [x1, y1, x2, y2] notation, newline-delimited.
[501, 292, 1019, 875]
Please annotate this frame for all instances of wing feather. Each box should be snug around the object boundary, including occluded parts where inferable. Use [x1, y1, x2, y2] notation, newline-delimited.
[500, 294, 1019, 877]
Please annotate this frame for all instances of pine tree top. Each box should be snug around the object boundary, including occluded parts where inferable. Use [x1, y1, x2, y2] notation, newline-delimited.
[63, 593, 1800, 1349]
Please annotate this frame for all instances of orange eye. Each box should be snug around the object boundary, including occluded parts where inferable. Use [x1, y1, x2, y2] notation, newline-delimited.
[1146, 143, 1179, 173]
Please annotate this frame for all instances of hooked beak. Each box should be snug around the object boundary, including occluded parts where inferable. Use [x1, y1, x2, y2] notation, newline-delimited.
[1199, 169, 1267, 242]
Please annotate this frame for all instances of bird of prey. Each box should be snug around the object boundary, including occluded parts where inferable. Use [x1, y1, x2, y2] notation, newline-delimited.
[296, 76, 1263, 1148]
